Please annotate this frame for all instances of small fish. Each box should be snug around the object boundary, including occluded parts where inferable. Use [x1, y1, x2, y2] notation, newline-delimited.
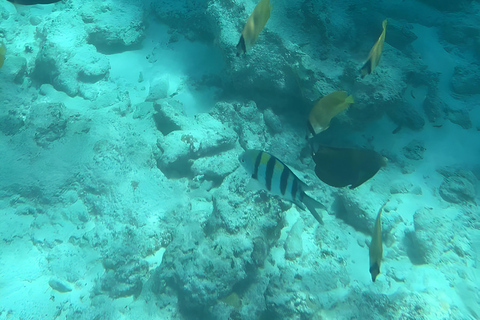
[236, 0, 272, 56]
[392, 125, 402, 134]
[239, 150, 325, 225]
[7, 0, 61, 4]
[369, 202, 386, 282]
[307, 91, 354, 136]
[312, 146, 387, 189]
[360, 19, 387, 78]
[0, 42, 5, 68]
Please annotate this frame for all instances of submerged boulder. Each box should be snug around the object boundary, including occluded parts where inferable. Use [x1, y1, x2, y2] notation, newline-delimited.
[437, 167, 477, 204]
[80, 0, 145, 53]
[451, 64, 480, 95]
[402, 139, 426, 160]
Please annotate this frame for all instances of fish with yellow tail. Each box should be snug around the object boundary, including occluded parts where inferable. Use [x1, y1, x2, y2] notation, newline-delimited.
[307, 91, 354, 137]
[369, 202, 387, 282]
[360, 19, 387, 78]
[239, 150, 326, 225]
[0, 42, 6, 69]
[236, 0, 272, 56]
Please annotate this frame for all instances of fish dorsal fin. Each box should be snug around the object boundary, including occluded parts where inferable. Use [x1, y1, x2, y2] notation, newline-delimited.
[286, 164, 310, 190]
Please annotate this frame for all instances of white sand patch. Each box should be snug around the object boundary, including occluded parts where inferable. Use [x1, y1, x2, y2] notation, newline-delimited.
[108, 21, 224, 114]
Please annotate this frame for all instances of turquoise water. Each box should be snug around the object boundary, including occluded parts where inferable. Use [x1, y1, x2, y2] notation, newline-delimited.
[0, 0, 479, 319]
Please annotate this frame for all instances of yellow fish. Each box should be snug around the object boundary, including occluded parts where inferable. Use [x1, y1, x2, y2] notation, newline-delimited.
[360, 19, 387, 78]
[307, 91, 354, 136]
[236, 0, 272, 56]
[369, 202, 386, 282]
[0, 42, 6, 68]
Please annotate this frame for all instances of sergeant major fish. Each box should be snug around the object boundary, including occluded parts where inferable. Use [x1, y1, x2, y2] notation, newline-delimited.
[239, 149, 325, 225]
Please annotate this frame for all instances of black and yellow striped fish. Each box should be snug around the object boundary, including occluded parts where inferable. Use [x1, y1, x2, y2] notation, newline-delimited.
[239, 150, 325, 224]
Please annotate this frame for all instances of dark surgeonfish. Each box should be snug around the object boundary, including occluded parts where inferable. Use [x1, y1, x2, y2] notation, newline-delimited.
[369, 202, 386, 282]
[360, 19, 387, 78]
[236, 0, 272, 56]
[312, 146, 387, 189]
[239, 149, 326, 225]
[7, 0, 61, 4]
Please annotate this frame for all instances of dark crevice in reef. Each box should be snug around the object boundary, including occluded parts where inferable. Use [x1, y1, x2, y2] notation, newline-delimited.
[332, 196, 370, 235]
[153, 111, 182, 136]
[156, 157, 193, 180]
[404, 231, 427, 265]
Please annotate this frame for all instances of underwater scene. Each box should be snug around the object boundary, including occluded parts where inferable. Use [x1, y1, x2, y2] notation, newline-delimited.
[0, 0, 479, 319]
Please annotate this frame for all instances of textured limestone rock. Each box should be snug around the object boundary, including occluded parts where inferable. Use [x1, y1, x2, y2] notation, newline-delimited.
[284, 219, 304, 260]
[27, 103, 68, 148]
[152, 0, 211, 42]
[437, 167, 477, 204]
[387, 103, 425, 131]
[265, 258, 349, 318]
[34, 13, 110, 97]
[417, 0, 473, 11]
[151, 223, 252, 313]
[423, 90, 446, 126]
[439, 176, 476, 204]
[153, 99, 189, 135]
[387, 20, 418, 50]
[99, 258, 148, 299]
[406, 208, 453, 265]
[446, 108, 472, 129]
[190, 148, 241, 186]
[263, 109, 283, 134]
[156, 113, 237, 178]
[390, 180, 422, 195]
[80, 0, 145, 53]
[0, 109, 25, 136]
[47, 244, 87, 284]
[333, 190, 389, 234]
[146, 76, 170, 102]
[451, 65, 480, 95]
[402, 139, 426, 160]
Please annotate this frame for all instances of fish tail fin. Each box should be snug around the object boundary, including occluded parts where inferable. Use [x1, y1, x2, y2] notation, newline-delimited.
[301, 193, 326, 225]
[236, 35, 246, 56]
[360, 59, 371, 77]
[346, 94, 354, 104]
